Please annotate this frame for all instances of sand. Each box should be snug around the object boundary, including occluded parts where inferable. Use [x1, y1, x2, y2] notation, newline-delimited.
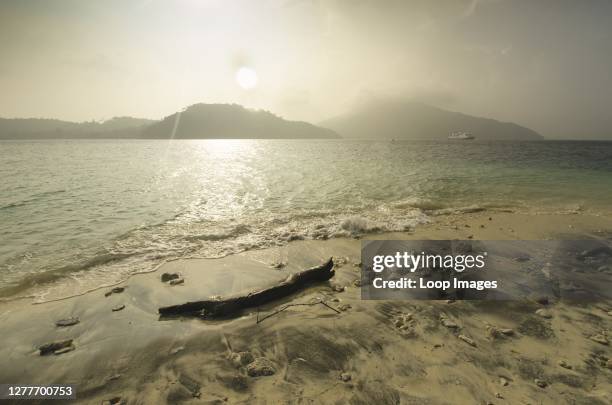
[0, 211, 611, 404]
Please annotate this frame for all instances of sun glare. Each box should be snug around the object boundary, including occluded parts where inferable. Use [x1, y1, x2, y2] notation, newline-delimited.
[235, 67, 258, 90]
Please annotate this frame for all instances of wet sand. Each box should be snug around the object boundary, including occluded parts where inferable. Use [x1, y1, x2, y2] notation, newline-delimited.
[1, 211, 611, 404]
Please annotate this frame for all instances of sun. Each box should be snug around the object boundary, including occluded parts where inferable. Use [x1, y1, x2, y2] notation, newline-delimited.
[235, 67, 258, 90]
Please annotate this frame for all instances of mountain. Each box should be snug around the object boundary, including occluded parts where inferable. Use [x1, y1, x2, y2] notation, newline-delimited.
[0, 104, 339, 140]
[0, 117, 154, 139]
[142, 103, 339, 139]
[320, 101, 543, 141]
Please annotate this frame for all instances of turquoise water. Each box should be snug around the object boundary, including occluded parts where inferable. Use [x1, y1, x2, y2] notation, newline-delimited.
[1, 139, 611, 301]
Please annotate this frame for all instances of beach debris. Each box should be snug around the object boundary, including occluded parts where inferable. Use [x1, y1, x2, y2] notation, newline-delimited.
[457, 334, 477, 347]
[55, 317, 79, 327]
[535, 309, 552, 319]
[246, 357, 276, 377]
[589, 333, 609, 345]
[534, 378, 548, 388]
[101, 397, 125, 405]
[39, 339, 74, 356]
[169, 277, 184, 286]
[558, 360, 572, 369]
[229, 351, 254, 368]
[161, 272, 180, 282]
[104, 286, 125, 297]
[499, 377, 509, 386]
[159, 258, 335, 318]
[339, 372, 352, 382]
[112, 304, 125, 312]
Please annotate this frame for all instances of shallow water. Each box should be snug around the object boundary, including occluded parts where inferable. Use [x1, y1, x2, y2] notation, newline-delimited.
[1, 139, 611, 300]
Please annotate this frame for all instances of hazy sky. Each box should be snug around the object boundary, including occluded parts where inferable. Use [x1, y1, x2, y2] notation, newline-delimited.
[1, 0, 611, 138]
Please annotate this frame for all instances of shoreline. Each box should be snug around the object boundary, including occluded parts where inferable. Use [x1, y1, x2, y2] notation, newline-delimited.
[0, 211, 611, 404]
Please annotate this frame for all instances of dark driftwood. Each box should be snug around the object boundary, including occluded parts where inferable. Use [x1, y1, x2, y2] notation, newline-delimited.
[158, 258, 334, 319]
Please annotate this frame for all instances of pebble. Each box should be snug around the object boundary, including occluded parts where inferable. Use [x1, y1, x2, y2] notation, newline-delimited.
[230, 351, 254, 367]
[104, 287, 125, 297]
[339, 372, 352, 382]
[112, 304, 125, 312]
[589, 334, 609, 345]
[55, 317, 80, 327]
[170, 346, 185, 355]
[457, 334, 476, 347]
[353, 279, 362, 287]
[169, 277, 184, 285]
[535, 309, 552, 319]
[39, 339, 74, 356]
[246, 357, 276, 377]
[534, 378, 548, 388]
[495, 393, 504, 399]
[441, 318, 459, 329]
[161, 272, 180, 282]
[53, 346, 75, 355]
[499, 377, 509, 386]
[332, 285, 345, 293]
[499, 328, 515, 336]
[337, 304, 352, 312]
[558, 360, 572, 369]
[101, 397, 124, 405]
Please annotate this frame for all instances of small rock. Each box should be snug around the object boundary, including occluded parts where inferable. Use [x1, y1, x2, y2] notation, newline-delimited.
[246, 357, 276, 377]
[467, 235, 474, 239]
[338, 304, 352, 312]
[271, 262, 286, 269]
[55, 317, 80, 327]
[488, 217, 492, 221]
[499, 328, 515, 336]
[107, 374, 122, 381]
[495, 392, 503, 399]
[499, 377, 509, 386]
[534, 378, 548, 388]
[589, 334, 609, 345]
[161, 272, 180, 282]
[332, 285, 345, 293]
[535, 309, 552, 319]
[112, 304, 125, 312]
[353, 279, 362, 287]
[339, 372, 352, 382]
[39, 339, 74, 356]
[441, 318, 459, 329]
[458, 334, 476, 347]
[104, 286, 125, 297]
[169, 277, 184, 285]
[558, 360, 572, 369]
[479, 224, 485, 228]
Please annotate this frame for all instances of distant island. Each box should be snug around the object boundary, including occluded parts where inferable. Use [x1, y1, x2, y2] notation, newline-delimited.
[142, 104, 339, 139]
[0, 104, 339, 140]
[0, 101, 543, 141]
[320, 100, 543, 141]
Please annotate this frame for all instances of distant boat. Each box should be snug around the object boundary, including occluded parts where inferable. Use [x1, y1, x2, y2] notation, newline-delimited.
[448, 131, 475, 140]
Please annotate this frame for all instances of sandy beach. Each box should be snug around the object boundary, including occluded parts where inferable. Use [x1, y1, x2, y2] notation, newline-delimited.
[0, 210, 610, 404]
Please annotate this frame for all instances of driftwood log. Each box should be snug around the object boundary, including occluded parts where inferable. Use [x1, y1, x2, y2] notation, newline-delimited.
[159, 257, 334, 319]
